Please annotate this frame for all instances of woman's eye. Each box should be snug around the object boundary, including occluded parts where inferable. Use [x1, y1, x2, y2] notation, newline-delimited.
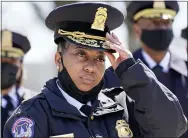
[78, 52, 86, 58]
[96, 57, 105, 62]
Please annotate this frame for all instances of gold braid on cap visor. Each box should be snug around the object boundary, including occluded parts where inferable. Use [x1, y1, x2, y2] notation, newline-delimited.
[1, 47, 24, 58]
[133, 8, 176, 21]
[58, 29, 111, 49]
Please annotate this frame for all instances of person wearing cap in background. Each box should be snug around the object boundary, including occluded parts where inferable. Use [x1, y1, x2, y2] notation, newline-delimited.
[3, 2, 187, 138]
[181, 27, 188, 138]
[1, 30, 37, 137]
[104, 1, 188, 137]
[181, 26, 188, 75]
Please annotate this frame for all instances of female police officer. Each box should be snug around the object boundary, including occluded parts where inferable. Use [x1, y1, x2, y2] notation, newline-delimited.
[3, 2, 187, 138]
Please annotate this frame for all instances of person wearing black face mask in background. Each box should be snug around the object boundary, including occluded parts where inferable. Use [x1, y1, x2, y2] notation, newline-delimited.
[180, 26, 188, 137]
[104, 1, 188, 138]
[1, 29, 36, 137]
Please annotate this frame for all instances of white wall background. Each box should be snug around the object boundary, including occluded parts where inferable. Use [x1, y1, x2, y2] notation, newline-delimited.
[170, 1, 187, 61]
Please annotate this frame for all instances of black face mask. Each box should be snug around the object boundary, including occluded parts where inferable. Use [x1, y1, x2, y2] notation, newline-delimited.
[141, 29, 174, 51]
[58, 57, 104, 104]
[1, 63, 18, 89]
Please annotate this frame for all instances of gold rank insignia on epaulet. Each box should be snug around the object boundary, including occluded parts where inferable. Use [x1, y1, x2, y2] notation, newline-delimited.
[116, 120, 133, 138]
[91, 7, 108, 31]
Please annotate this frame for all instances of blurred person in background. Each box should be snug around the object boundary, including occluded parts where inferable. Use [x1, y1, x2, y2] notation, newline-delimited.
[181, 26, 187, 52]
[1, 29, 36, 137]
[104, 1, 188, 137]
[3, 2, 187, 138]
[181, 26, 188, 102]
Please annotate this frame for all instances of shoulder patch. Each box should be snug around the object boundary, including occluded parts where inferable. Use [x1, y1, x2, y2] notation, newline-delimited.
[12, 117, 35, 138]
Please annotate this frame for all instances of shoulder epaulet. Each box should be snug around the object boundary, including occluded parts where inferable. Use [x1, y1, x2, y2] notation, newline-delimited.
[17, 93, 45, 113]
[17, 87, 38, 100]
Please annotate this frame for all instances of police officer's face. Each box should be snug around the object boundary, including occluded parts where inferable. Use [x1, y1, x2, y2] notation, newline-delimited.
[133, 18, 172, 38]
[1, 57, 22, 82]
[55, 44, 105, 92]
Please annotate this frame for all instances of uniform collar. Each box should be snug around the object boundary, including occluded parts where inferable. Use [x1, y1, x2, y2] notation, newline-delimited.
[141, 49, 187, 76]
[1, 86, 19, 108]
[142, 50, 170, 73]
[42, 78, 82, 116]
[56, 80, 91, 116]
[42, 78, 124, 117]
[8, 85, 17, 103]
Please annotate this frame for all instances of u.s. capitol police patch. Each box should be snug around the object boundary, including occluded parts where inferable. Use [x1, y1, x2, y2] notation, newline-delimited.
[12, 117, 35, 138]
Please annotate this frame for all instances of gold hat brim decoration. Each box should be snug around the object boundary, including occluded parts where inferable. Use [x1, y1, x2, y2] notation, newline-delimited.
[58, 29, 106, 41]
[58, 29, 111, 50]
[1, 47, 24, 58]
[134, 8, 176, 21]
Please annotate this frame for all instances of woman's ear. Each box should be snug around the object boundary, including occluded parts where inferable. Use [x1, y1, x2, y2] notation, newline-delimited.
[55, 52, 62, 71]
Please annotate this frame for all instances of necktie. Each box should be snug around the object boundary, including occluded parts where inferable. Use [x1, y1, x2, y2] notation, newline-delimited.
[152, 64, 163, 77]
[80, 104, 91, 116]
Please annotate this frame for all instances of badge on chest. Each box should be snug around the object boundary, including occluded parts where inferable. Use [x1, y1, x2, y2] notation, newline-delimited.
[116, 120, 133, 138]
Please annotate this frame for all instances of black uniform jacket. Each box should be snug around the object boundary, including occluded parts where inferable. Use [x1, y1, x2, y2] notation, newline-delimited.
[4, 59, 187, 138]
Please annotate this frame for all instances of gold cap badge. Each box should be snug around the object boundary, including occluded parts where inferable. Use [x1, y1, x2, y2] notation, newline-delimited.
[153, 0, 166, 9]
[2, 30, 13, 48]
[91, 7, 108, 31]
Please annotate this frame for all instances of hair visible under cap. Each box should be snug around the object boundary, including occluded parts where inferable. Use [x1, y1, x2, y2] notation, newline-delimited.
[57, 39, 70, 53]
